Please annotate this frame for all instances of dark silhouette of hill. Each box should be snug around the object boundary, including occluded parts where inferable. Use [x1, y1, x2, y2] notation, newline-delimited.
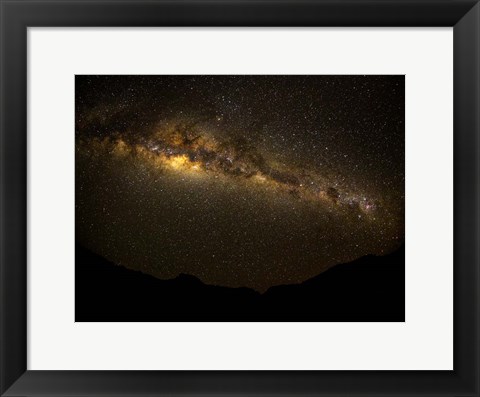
[75, 243, 404, 322]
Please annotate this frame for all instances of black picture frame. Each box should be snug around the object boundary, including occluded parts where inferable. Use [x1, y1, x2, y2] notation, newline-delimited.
[1, 1, 478, 396]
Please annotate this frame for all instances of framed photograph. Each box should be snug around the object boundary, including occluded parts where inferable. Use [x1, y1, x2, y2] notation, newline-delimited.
[1, 0, 478, 396]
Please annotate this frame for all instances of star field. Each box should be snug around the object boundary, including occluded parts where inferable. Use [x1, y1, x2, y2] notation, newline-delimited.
[76, 75, 404, 292]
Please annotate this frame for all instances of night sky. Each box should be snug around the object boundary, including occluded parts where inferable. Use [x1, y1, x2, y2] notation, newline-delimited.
[75, 75, 404, 292]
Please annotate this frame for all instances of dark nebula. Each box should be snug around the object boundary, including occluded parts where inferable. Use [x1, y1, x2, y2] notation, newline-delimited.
[76, 75, 404, 292]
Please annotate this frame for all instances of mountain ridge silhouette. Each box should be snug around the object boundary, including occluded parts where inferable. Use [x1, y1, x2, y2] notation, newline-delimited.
[76, 243, 404, 322]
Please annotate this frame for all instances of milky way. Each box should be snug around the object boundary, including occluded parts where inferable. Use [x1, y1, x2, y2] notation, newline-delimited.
[76, 75, 404, 292]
